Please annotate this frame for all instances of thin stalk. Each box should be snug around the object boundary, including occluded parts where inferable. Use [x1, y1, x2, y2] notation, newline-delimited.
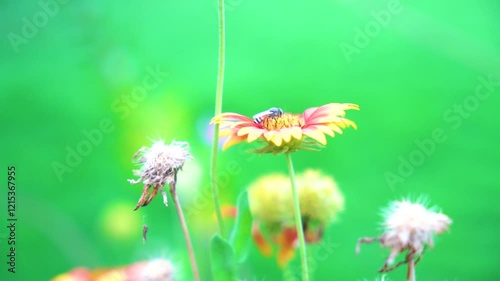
[285, 153, 309, 281]
[210, 0, 226, 238]
[407, 256, 416, 281]
[170, 181, 200, 281]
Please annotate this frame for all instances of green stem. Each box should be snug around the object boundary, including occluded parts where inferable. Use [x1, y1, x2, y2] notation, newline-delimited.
[210, 0, 226, 238]
[285, 153, 309, 281]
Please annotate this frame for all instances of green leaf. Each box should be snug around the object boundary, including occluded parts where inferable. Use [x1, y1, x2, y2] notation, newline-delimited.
[210, 234, 239, 281]
[229, 191, 253, 262]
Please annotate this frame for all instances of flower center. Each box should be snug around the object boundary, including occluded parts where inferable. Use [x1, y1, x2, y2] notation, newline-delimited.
[260, 114, 301, 130]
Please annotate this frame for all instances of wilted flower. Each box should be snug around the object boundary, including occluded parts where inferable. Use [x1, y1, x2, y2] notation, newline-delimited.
[128, 140, 192, 210]
[211, 103, 359, 153]
[356, 199, 452, 277]
[248, 170, 344, 266]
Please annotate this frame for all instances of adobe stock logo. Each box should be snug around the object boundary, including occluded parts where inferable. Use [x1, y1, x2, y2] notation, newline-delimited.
[340, 0, 404, 63]
[7, 0, 70, 53]
[384, 74, 499, 190]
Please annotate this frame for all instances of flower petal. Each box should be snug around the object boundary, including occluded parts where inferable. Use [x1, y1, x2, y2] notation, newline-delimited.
[302, 107, 319, 121]
[279, 128, 293, 143]
[328, 123, 344, 134]
[219, 127, 237, 137]
[237, 126, 261, 137]
[252, 223, 272, 257]
[304, 103, 359, 124]
[271, 133, 283, 147]
[222, 134, 247, 151]
[303, 128, 327, 145]
[290, 127, 303, 140]
[263, 130, 275, 141]
[304, 124, 334, 137]
[247, 129, 266, 142]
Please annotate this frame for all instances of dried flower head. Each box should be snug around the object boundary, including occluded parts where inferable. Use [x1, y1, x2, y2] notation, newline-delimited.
[211, 103, 359, 154]
[248, 170, 344, 266]
[357, 199, 452, 276]
[128, 140, 192, 210]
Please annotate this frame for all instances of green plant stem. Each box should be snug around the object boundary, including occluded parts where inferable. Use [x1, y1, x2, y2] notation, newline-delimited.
[210, 0, 226, 238]
[170, 181, 200, 281]
[285, 152, 309, 281]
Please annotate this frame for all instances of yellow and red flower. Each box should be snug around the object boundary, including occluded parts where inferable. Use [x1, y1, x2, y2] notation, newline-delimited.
[211, 103, 359, 153]
[247, 170, 345, 266]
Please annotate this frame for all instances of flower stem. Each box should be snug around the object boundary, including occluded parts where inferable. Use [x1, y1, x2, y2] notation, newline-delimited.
[170, 182, 200, 281]
[210, 0, 226, 238]
[407, 258, 416, 281]
[285, 153, 309, 281]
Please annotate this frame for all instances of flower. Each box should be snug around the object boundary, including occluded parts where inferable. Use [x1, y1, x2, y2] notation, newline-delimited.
[249, 170, 344, 227]
[247, 170, 344, 266]
[128, 140, 192, 210]
[210, 103, 359, 153]
[51, 259, 174, 281]
[356, 199, 452, 274]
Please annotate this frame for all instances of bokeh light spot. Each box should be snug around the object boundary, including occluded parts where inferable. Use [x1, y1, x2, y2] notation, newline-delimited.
[100, 201, 141, 241]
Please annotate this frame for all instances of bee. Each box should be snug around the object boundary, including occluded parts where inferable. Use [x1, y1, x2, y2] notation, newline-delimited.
[253, 107, 284, 124]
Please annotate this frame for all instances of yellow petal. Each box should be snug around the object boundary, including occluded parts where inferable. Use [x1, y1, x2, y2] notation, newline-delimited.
[303, 128, 327, 145]
[271, 133, 283, 146]
[237, 126, 259, 136]
[247, 129, 265, 142]
[263, 131, 275, 141]
[290, 127, 302, 140]
[328, 123, 343, 134]
[310, 124, 334, 137]
[219, 128, 236, 137]
[279, 128, 293, 143]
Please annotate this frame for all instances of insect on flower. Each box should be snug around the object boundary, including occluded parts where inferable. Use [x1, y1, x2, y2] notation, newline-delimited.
[253, 107, 284, 124]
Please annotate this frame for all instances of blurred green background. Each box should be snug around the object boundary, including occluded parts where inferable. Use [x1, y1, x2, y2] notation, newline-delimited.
[1, 0, 499, 280]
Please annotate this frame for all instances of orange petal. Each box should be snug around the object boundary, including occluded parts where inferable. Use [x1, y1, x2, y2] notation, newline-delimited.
[252, 223, 273, 257]
[222, 134, 247, 150]
[276, 227, 298, 267]
[303, 128, 327, 145]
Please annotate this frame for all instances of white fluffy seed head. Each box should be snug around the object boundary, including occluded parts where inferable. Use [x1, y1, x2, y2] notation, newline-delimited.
[381, 199, 451, 254]
[130, 140, 192, 186]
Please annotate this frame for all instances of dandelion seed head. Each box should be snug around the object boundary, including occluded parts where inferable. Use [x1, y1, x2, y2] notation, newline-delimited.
[381, 199, 451, 253]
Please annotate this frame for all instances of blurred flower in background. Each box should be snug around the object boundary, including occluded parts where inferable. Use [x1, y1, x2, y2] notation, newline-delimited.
[211, 103, 359, 154]
[248, 170, 344, 266]
[51, 258, 174, 281]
